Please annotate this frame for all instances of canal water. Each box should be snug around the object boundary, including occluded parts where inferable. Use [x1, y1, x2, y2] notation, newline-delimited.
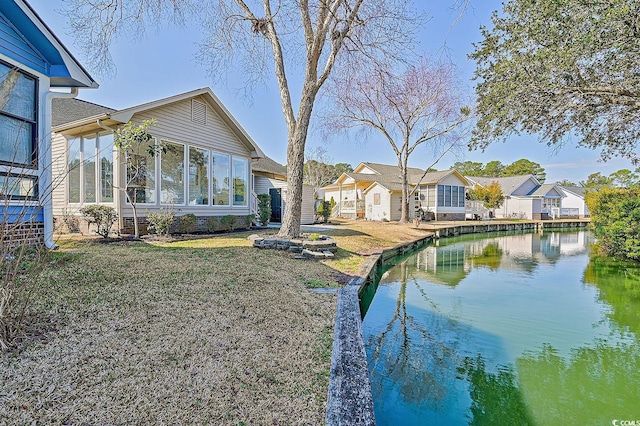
[361, 230, 640, 425]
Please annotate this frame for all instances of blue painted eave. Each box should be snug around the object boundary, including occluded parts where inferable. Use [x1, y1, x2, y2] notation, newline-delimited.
[0, 0, 97, 88]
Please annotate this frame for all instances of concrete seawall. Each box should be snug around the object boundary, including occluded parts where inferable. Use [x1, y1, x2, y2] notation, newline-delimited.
[325, 219, 590, 425]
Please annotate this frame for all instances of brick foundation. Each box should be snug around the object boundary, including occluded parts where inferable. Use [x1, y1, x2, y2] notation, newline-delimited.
[1, 221, 45, 250]
[435, 212, 466, 221]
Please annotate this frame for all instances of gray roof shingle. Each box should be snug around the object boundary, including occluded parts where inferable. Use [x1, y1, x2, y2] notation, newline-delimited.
[52, 98, 115, 127]
[253, 156, 287, 176]
[466, 175, 536, 195]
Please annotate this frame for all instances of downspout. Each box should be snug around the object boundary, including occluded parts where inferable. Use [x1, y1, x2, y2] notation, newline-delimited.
[43, 88, 79, 249]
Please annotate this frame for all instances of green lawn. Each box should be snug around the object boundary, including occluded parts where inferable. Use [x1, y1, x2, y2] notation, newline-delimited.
[1, 239, 338, 424]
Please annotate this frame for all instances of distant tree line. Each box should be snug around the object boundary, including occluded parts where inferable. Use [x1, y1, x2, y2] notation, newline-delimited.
[453, 158, 547, 183]
[302, 147, 353, 199]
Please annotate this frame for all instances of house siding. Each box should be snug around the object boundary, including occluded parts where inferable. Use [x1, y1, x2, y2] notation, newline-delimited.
[500, 197, 535, 219]
[52, 95, 260, 233]
[365, 186, 391, 221]
[561, 192, 589, 217]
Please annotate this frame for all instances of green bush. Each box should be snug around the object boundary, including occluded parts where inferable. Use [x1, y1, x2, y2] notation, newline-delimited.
[257, 194, 271, 226]
[205, 217, 219, 233]
[586, 187, 640, 260]
[146, 208, 176, 236]
[221, 215, 237, 232]
[317, 200, 331, 223]
[243, 214, 256, 229]
[178, 214, 198, 234]
[79, 205, 118, 238]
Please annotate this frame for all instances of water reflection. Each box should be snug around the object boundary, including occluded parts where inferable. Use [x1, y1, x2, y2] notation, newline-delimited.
[363, 230, 640, 425]
[377, 231, 591, 289]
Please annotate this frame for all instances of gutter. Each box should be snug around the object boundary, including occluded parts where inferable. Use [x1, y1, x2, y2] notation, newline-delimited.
[43, 88, 79, 249]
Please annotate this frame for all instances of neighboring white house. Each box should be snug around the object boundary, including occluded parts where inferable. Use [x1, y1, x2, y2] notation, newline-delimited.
[1, 0, 97, 247]
[51, 88, 267, 234]
[363, 169, 469, 221]
[465, 175, 567, 219]
[252, 156, 315, 225]
[321, 162, 447, 220]
[559, 186, 590, 218]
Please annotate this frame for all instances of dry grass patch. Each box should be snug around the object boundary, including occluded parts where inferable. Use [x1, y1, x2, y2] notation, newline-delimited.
[318, 219, 434, 274]
[0, 239, 337, 424]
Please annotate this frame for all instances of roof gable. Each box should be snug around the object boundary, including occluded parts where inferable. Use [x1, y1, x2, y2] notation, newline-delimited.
[0, 0, 97, 88]
[52, 87, 265, 158]
[527, 184, 564, 198]
[560, 186, 587, 198]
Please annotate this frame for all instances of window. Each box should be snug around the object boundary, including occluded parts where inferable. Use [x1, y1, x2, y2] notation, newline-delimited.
[160, 141, 185, 204]
[67, 133, 114, 204]
[83, 135, 97, 203]
[100, 134, 114, 202]
[0, 62, 37, 167]
[437, 184, 467, 207]
[188, 146, 209, 205]
[374, 193, 381, 205]
[127, 150, 155, 204]
[233, 157, 248, 206]
[212, 152, 230, 205]
[68, 138, 81, 203]
[0, 173, 37, 200]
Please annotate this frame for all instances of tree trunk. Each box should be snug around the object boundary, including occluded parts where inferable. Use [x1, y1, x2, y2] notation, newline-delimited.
[279, 86, 317, 238]
[399, 156, 410, 223]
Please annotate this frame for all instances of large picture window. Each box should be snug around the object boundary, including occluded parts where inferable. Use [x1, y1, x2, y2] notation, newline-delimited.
[233, 157, 248, 206]
[100, 134, 114, 202]
[188, 146, 209, 205]
[160, 141, 185, 204]
[127, 151, 155, 204]
[0, 62, 37, 167]
[68, 133, 114, 204]
[212, 152, 230, 205]
[437, 184, 466, 208]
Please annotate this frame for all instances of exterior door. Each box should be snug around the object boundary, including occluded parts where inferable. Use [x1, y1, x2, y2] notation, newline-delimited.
[269, 188, 282, 222]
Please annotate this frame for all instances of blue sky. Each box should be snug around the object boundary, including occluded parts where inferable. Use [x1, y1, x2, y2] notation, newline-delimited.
[29, 0, 636, 184]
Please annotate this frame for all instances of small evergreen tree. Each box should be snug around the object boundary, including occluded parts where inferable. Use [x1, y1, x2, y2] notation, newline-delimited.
[257, 194, 271, 226]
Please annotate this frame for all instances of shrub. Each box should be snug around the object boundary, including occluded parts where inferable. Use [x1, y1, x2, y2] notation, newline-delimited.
[243, 214, 256, 229]
[147, 208, 176, 236]
[317, 200, 331, 223]
[257, 194, 271, 226]
[220, 215, 237, 232]
[60, 208, 80, 233]
[205, 217, 219, 233]
[178, 213, 198, 234]
[79, 205, 118, 238]
[1, 244, 49, 351]
[586, 187, 640, 260]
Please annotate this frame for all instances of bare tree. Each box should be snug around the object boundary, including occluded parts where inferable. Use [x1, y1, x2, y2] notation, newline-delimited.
[324, 58, 471, 222]
[63, 0, 422, 237]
